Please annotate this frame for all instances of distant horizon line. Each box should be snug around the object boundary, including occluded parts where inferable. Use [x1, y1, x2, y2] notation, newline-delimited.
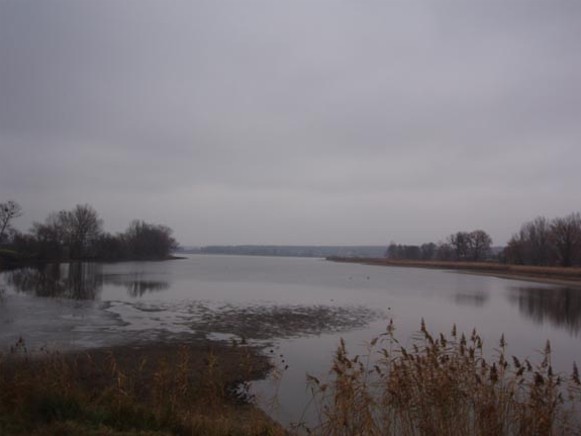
[178, 243, 507, 248]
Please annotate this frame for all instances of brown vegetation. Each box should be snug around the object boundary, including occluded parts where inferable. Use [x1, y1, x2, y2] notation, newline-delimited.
[0, 340, 283, 435]
[306, 321, 581, 435]
[2, 324, 581, 435]
[328, 257, 581, 286]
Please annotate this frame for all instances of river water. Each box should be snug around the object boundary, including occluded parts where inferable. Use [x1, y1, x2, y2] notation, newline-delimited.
[1, 255, 580, 427]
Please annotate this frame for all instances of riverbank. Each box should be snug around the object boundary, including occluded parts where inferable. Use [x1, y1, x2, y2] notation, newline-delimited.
[327, 257, 581, 287]
[0, 339, 284, 435]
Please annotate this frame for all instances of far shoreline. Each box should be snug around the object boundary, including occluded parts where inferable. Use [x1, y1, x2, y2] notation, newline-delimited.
[326, 257, 581, 288]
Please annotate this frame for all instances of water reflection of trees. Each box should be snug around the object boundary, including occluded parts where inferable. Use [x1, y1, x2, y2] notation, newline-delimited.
[102, 275, 169, 297]
[5, 264, 170, 299]
[6, 263, 103, 300]
[454, 292, 489, 307]
[125, 281, 168, 297]
[508, 286, 581, 334]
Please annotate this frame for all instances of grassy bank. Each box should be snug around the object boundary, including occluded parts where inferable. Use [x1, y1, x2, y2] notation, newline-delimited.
[0, 340, 283, 435]
[2, 325, 581, 434]
[327, 257, 581, 286]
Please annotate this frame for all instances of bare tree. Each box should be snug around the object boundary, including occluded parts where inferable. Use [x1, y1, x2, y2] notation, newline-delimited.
[551, 212, 581, 267]
[123, 220, 177, 259]
[420, 242, 437, 260]
[30, 213, 67, 259]
[505, 231, 527, 265]
[58, 204, 103, 258]
[436, 242, 454, 260]
[448, 232, 470, 261]
[468, 230, 492, 261]
[521, 216, 552, 265]
[386, 242, 399, 259]
[0, 200, 22, 243]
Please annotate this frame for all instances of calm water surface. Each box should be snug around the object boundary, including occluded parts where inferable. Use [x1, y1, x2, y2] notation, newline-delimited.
[1, 255, 580, 426]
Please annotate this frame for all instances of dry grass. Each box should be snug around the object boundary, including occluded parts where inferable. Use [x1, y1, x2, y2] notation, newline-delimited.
[328, 257, 581, 284]
[3, 325, 581, 435]
[0, 340, 284, 435]
[305, 320, 581, 435]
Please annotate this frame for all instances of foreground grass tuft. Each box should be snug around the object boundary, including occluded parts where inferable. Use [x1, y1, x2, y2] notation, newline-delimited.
[3, 324, 581, 435]
[306, 320, 581, 435]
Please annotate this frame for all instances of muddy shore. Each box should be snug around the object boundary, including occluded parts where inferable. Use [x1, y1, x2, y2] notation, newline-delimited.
[0, 300, 382, 434]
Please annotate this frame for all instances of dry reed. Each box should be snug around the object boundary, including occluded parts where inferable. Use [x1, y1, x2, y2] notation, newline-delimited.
[329, 257, 581, 283]
[306, 320, 581, 435]
[0, 340, 283, 435]
[3, 323, 581, 435]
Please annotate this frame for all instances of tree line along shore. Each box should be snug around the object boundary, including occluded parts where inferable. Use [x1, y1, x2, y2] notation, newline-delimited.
[2, 199, 581, 272]
[328, 212, 581, 286]
[381, 212, 581, 268]
[2, 202, 581, 433]
[0, 201, 178, 269]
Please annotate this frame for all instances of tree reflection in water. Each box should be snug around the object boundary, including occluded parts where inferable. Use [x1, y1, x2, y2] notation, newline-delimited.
[6, 263, 103, 300]
[102, 274, 169, 297]
[5, 264, 169, 299]
[508, 286, 581, 335]
[454, 291, 489, 307]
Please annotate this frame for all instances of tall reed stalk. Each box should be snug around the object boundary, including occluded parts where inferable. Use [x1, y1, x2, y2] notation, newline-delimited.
[307, 320, 581, 435]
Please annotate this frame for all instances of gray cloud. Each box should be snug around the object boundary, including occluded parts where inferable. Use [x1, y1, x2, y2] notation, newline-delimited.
[1, 1, 580, 245]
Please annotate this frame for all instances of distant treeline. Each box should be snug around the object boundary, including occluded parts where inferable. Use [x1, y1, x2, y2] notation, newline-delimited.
[387, 212, 581, 268]
[0, 201, 177, 264]
[505, 213, 581, 267]
[386, 229, 493, 262]
[198, 245, 386, 258]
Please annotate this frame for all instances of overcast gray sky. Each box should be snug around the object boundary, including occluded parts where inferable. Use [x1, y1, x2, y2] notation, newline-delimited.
[1, 1, 580, 246]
